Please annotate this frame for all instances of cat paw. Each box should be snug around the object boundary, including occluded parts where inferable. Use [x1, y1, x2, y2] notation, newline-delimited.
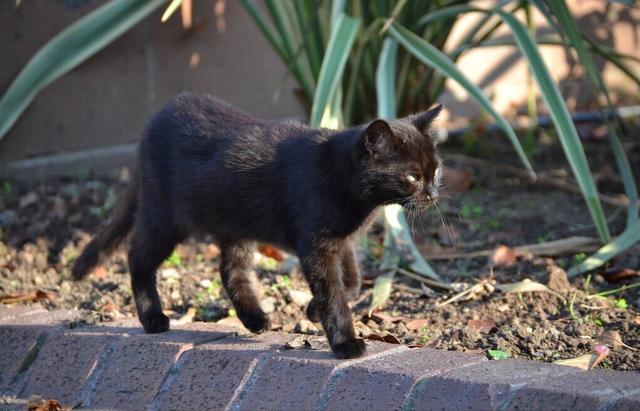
[306, 299, 321, 322]
[332, 338, 366, 359]
[141, 312, 170, 334]
[240, 312, 271, 334]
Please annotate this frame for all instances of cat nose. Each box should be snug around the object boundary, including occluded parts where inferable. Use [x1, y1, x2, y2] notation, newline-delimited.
[427, 187, 439, 202]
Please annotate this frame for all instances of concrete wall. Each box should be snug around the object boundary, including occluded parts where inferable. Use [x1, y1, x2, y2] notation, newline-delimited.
[0, 0, 638, 178]
[0, 0, 306, 175]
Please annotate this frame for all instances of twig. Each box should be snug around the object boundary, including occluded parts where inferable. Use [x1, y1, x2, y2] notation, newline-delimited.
[392, 283, 423, 295]
[444, 153, 637, 209]
[437, 280, 491, 307]
[422, 236, 600, 260]
[397, 268, 455, 291]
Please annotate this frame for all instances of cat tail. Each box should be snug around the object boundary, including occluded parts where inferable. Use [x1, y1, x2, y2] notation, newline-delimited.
[72, 176, 138, 280]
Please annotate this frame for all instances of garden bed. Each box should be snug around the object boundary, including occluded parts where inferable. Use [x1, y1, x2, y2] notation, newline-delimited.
[1, 126, 638, 370]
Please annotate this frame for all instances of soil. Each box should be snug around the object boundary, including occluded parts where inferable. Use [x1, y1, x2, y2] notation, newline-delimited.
[1, 123, 639, 370]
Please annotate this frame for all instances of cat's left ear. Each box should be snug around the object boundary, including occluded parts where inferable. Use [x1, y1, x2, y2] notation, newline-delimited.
[411, 103, 443, 136]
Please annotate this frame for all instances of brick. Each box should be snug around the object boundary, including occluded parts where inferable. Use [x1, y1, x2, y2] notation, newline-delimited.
[406, 360, 579, 411]
[611, 391, 640, 411]
[507, 369, 640, 411]
[158, 332, 293, 411]
[323, 348, 487, 411]
[89, 327, 230, 410]
[4, 309, 81, 326]
[0, 326, 45, 393]
[238, 340, 400, 411]
[0, 306, 47, 324]
[21, 329, 118, 406]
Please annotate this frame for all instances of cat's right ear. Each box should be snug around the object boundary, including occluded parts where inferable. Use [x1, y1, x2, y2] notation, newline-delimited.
[363, 119, 395, 158]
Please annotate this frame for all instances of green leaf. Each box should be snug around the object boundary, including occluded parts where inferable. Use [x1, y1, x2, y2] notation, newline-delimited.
[369, 272, 393, 315]
[0, 0, 166, 141]
[384, 204, 441, 280]
[488, 349, 509, 360]
[568, 219, 640, 277]
[389, 23, 536, 179]
[539, 0, 638, 230]
[375, 38, 398, 120]
[310, 14, 360, 127]
[490, 10, 611, 243]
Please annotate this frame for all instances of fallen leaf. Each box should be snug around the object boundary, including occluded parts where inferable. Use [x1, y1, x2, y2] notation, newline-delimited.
[372, 312, 406, 323]
[634, 316, 640, 325]
[596, 330, 637, 351]
[405, 318, 429, 331]
[27, 395, 67, 411]
[93, 266, 109, 279]
[487, 349, 508, 360]
[497, 279, 565, 303]
[603, 268, 638, 283]
[175, 307, 197, 324]
[0, 290, 56, 304]
[555, 354, 598, 370]
[368, 274, 393, 316]
[288, 289, 313, 307]
[468, 319, 497, 333]
[491, 245, 518, 267]
[258, 244, 284, 262]
[442, 168, 472, 193]
[216, 316, 244, 329]
[204, 244, 220, 260]
[366, 332, 402, 344]
[283, 335, 327, 350]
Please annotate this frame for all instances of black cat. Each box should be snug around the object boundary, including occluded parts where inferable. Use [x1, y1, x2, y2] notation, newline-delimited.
[72, 93, 442, 359]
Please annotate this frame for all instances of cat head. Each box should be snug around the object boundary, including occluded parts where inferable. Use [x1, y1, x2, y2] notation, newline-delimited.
[356, 104, 443, 210]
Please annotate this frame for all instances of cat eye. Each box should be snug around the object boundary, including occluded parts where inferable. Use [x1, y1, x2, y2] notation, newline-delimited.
[406, 174, 420, 183]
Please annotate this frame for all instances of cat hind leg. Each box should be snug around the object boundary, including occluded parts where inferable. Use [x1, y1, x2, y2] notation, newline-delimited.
[220, 241, 271, 334]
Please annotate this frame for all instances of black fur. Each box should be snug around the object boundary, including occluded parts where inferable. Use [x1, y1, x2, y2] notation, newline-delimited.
[72, 93, 442, 359]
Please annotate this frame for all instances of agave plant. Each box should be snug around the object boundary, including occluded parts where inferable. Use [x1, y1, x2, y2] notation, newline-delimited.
[240, 0, 639, 308]
[0, 0, 638, 308]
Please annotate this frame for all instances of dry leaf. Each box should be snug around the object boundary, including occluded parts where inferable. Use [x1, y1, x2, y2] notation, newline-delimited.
[373, 312, 406, 323]
[442, 168, 472, 193]
[468, 319, 497, 333]
[634, 316, 640, 325]
[175, 307, 197, 324]
[366, 332, 402, 344]
[603, 268, 638, 283]
[258, 245, 284, 262]
[216, 316, 244, 329]
[596, 330, 637, 351]
[554, 354, 598, 370]
[204, 244, 220, 260]
[0, 290, 56, 304]
[497, 279, 552, 294]
[283, 335, 326, 350]
[93, 266, 109, 279]
[491, 245, 518, 267]
[405, 318, 429, 331]
[27, 396, 67, 411]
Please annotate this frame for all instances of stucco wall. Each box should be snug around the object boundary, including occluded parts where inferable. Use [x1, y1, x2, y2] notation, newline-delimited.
[0, 0, 638, 177]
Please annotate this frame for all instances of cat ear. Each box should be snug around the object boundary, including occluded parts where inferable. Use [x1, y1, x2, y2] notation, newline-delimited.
[411, 103, 443, 135]
[364, 119, 396, 157]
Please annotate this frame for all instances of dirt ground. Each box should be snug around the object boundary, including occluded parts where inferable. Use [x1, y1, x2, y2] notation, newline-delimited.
[1, 123, 639, 370]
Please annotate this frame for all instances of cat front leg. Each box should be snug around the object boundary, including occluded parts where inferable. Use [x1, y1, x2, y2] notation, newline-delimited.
[298, 241, 366, 359]
[219, 241, 271, 334]
[341, 242, 362, 301]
